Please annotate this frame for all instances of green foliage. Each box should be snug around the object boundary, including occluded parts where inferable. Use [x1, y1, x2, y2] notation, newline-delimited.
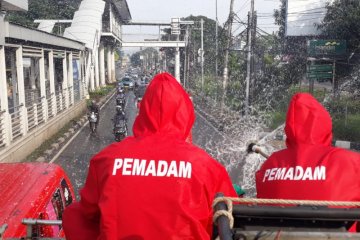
[269, 111, 286, 130]
[318, 0, 360, 52]
[182, 16, 227, 76]
[332, 98, 360, 142]
[269, 90, 360, 142]
[89, 85, 115, 102]
[130, 48, 158, 68]
[273, 0, 286, 41]
[333, 114, 360, 142]
[6, 0, 81, 29]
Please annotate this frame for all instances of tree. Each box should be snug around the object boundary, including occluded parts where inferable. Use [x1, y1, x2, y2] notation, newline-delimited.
[316, 0, 360, 95]
[130, 48, 158, 72]
[318, 0, 360, 53]
[5, 0, 81, 30]
[272, 0, 307, 93]
[159, 15, 227, 90]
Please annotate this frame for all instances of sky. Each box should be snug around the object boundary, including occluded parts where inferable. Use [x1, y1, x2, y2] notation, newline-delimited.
[122, 0, 281, 52]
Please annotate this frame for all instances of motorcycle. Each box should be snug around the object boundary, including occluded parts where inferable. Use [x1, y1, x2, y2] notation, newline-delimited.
[116, 96, 126, 107]
[88, 111, 98, 133]
[113, 119, 127, 142]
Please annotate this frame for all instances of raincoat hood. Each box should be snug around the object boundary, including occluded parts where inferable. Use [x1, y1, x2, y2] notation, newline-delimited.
[285, 93, 332, 147]
[133, 72, 195, 140]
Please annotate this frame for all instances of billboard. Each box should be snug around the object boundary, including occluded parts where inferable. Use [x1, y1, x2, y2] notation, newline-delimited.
[285, 0, 333, 36]
[307, 40, 346, 56]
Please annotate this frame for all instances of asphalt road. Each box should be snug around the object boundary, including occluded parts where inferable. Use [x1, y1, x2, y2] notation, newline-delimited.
[52, 89, 239, 198]
[53, 91, 137, 197]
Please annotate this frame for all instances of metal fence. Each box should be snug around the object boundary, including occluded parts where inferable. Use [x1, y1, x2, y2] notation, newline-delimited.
[26, 97, 46, 132]
[9, 104, 23, 141]
[47, 94, 54, 119]
[0, 111, 6, 149]
[56, 94, 63, 114]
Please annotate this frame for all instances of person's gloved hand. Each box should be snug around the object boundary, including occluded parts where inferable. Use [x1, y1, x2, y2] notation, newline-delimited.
[233, 184, 245, 197]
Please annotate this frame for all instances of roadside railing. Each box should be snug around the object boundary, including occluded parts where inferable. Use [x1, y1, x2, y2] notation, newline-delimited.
[0, 110, 6, 149]
[26, 97, 46, 132]
[47, 94, 54, 119]
[36, 98, 45, 126]
[56, 94, 63, 114]
[26, 103, 37, 131]
[68, 87, 73, 107]
[9, 104, 24, 141]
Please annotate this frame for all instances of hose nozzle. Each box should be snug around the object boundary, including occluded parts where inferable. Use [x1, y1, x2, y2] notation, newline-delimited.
[247, 143, 269, 159]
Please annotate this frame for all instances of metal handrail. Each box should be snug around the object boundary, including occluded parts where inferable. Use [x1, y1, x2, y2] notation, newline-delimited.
[22, 219, 63, 240]
[0, 224, 7, 240]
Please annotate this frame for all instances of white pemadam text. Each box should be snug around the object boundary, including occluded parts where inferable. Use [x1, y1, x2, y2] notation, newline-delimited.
[262, 166, 326, 182]
[112, 158, 192, 178]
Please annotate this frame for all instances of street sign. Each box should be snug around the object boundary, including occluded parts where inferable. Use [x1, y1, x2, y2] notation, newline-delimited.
[308, 64, 332, 72]
[307, 72, 333, 79]
[307, 40, 346, 56]
[171, 18, 180, 35]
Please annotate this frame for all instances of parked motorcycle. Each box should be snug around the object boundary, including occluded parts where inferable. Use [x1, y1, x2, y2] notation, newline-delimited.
[88, 111, 98, 133]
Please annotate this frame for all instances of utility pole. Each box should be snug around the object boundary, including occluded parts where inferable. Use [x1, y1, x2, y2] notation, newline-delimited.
[175, 35, 180, 82]
[222, 0, 235, 109]
[183, 25, 189, 88]
[245, 0, 255, 116]
[200, 18, 204, 91]
[215, 0, 218, 77]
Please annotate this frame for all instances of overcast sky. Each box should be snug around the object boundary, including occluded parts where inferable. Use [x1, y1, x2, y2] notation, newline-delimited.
[123, 0, 281, 52]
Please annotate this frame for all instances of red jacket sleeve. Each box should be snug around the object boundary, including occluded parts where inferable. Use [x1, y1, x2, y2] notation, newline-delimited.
[216, 167, 237, 197]
[79, 160, 100, 219]
[63, 160, 101, 240]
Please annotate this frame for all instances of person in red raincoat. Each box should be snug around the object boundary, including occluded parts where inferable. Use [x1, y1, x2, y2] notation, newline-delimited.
[62, 72, 236, 240]
[255, 93, 360, 230]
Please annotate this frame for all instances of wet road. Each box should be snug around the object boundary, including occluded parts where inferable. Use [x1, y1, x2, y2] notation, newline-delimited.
[52, 90, 231, 198]
[53, 91, 137, 196]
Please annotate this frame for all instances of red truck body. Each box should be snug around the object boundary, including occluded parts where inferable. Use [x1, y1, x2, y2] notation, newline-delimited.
[0, 163, 76, 238]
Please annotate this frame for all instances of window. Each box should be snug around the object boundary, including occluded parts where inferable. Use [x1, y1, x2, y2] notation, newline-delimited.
[61, 179, 73, 207]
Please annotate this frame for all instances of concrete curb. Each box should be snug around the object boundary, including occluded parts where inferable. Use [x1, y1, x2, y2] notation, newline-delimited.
[274, 134, 360, 151]
[333, 140, 360, 151]
[31, 89, 116, 162]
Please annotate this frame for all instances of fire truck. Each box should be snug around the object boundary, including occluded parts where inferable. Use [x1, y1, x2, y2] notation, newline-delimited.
[0, 163, 75, 239]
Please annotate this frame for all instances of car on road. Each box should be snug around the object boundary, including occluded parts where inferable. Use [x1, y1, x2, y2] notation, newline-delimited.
[121, 77, 135, 90]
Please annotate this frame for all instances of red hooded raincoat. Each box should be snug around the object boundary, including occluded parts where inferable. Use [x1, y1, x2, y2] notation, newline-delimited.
[256, 93, 360, 201]
[63, 72, 236, 240]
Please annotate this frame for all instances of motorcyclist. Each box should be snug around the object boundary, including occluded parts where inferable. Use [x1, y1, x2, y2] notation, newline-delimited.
[115, 89, 126, 106]
[112, 105, 127, 127]
[117, 86, 124, 94]
[88, 100, 100, 127]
